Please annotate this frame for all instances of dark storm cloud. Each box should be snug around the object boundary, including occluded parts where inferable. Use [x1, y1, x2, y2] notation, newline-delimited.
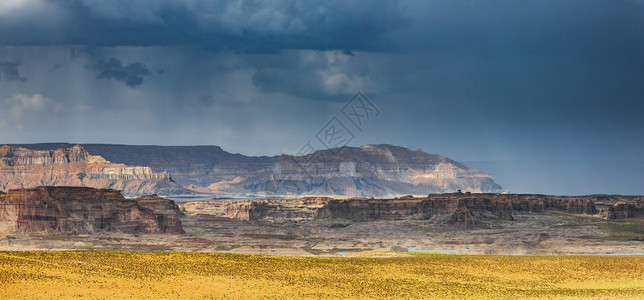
[249, 51, 374, 101]
[251, 53, 334, 100]
[0, 62, 26, 81]
[92, 58, 152, 87]
[1, 1, 644, 194]
[0, 0, 642, 57]
[69, 47, 96, 59]
[0, 0, 405, 52]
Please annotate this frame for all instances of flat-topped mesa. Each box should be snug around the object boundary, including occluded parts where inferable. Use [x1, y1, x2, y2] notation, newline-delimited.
[0, 145, 187, 196]
[0, 144, 94, 166]
[180, 195, 513, 228]
[426, 193, 599, 215]
[209, 144, 502, 196]
[0, 186, 184, 234]
[9, 143, 504, 197]
[180, 193, 644, 229]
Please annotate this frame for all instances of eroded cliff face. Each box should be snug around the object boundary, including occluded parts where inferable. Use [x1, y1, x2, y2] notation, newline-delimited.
[0, 145, 190, 196]
[180, 195, 512, 229]
[0, 187, 184, 234]
[598, 201, 644, 219]
[13, 143, 502, 197]
[208, 144, 502, 197]
[180, 193, 644, 229]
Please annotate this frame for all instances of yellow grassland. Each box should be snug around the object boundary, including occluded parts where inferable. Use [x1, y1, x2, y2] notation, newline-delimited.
[0, 251, 642, 299]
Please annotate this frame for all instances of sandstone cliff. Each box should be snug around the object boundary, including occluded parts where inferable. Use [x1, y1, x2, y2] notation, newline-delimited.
[598, 200, 644, 219]
[0, 145, 191, 196]
[0, 187, 184, 234]
[180, 195, 510, 229]
[13, 143, 502, 197]
[180, 193, 644, 228]
[208, 144, 502, 197]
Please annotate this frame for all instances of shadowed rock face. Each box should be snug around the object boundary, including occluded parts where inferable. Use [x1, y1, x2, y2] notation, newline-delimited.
[0, 187, 184, 234]
[180, 195, 511, 229]
[10, 143, 502, 197]
[599, 201, 644, 219]
[0, 145, 191, 196]
[180, 193, 644, 229]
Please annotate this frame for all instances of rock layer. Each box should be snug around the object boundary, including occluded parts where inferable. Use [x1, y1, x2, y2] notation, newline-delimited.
[209, 144, 502, 197]
[0, 187, 184, 234]
[0, 145, 190, 196]
[180, 193, 644, 228]
[12, 143, 502, 197]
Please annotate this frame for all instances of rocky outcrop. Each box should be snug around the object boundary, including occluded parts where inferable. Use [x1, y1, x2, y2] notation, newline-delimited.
[0, 187, 184, 234]
[314, 197, 514, 228]
[458, 194, 599, 215]
[180, 193, 644, 228]
[0, 145, 191, 196]
[598, 201, 644, 219]
[180, 197, 330, 223]
[181, 195, 513, 228]
[12, 143, 502, 197]
[208, 144, 502, 197]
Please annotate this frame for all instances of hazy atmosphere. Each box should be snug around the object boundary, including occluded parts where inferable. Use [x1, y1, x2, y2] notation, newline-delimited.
[2, 3, 644, 297]
[1, 0, 643, 195]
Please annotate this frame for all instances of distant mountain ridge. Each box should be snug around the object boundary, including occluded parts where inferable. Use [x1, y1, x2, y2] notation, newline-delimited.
[8, 143, 502, 197]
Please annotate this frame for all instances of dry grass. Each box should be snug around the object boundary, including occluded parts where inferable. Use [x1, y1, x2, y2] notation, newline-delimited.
[0, 251, 643, 299]
[597, 218, 644, 241]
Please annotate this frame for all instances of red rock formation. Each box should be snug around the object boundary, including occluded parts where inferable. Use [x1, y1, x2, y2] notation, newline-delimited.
[0, 145, 190, 196]
[0, 187, 184, 234]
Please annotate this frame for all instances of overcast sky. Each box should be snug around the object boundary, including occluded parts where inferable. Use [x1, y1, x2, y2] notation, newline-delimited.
[1, 0, 643, 194]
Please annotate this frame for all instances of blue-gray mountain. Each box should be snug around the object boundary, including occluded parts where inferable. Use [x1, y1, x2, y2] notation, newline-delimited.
[8, 143, 502, 197]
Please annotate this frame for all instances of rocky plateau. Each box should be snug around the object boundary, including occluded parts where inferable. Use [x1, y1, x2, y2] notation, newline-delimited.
[9, 143, 502, 197]
[180, 193, 644, 228]
[0, 145, 191, 196]
[2, 189, 642, 255]
[0, 186, 184, 234]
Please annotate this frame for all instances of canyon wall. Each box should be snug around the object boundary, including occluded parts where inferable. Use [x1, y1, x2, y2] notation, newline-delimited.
[13, 143, 502, 197]
[180, 193, 644, 228]
[208, 144, 502, 197]
[0, 187, 184, 234]
[0, 145, 191, 196]
[181, 195, 512, 229]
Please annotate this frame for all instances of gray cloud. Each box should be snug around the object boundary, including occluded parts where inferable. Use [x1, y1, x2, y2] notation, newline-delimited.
[0, 62, 26, 81]
[70, 47, 96, 59]
[92, 58, 152, 87]
[0, 0, 404, 52]
[0, 0, 641, 58]
[1, 1, 644, 195]
[249, 51, 379, 101]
